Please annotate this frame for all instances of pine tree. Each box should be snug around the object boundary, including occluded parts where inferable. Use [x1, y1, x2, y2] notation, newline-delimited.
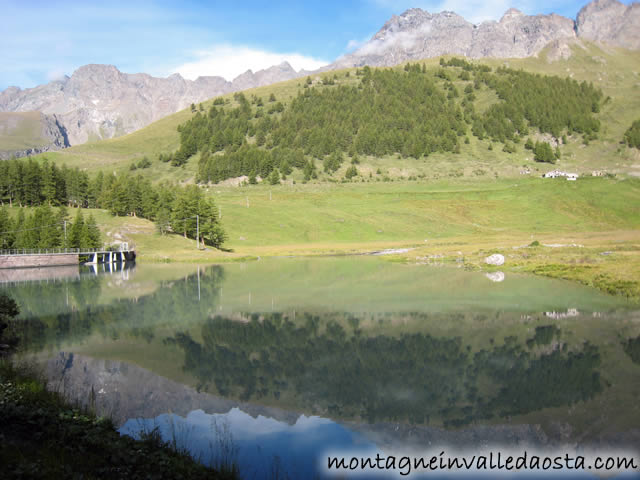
[108, 179, 129, 216]
[17, 212, 39, 248]
[41, 159, 57, 206]
[524, 138, 534, 150]
[280, 160, 292, 177]
[197, 198, 226, 248]
[68, 209, 85, 249]
[0, 207, 13, 249]
[57, 206, 71, 247]
[87, 171, 104, 208]
[13, 209, 25, 248]
[345, 165, 358, 179]
[156, 207, 171, 235]
[624, 119, 640, 149]
[534, 141, 555, 163]
[84, 214, 102, 249]
[171, 186, 199, 238]
[36, 204, 61, 248]
[268, 168, 280, 185]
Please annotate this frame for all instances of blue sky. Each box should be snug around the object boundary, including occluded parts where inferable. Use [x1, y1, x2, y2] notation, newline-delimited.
[0, 0, 621, 90]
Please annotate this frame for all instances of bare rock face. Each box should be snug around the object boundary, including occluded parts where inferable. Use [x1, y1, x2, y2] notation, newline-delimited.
[332, 7, 577, 69]
[232, 61, 298, 92]
[0, 63, 304, 146]
[469, 10, 576, 58]
[576, 0, 640, 49]
[332, 9, 474, 69]
[332, 0, 638, 70]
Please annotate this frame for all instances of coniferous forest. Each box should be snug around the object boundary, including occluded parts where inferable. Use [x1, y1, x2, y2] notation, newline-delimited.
[0, 158, 226, 249]
[0, 204, 101, 251]
[165, 59, 604, 184]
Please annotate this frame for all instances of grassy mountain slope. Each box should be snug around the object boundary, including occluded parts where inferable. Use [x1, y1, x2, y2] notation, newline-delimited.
[0, 112, 53, 151]
[34, 41, 640, 181]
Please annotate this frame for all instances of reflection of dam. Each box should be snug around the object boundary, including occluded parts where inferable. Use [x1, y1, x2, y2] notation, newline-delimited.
[0, 264, 80, 284]
[0, 261, 134, 285]
[87, 260, 133, 278]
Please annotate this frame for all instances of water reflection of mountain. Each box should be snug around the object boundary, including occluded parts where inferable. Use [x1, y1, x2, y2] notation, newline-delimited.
[45, 353, 297, 426]
[41, 353, 558, 447]
[45, 353, 639, 463]
[8, 261, 640, 452]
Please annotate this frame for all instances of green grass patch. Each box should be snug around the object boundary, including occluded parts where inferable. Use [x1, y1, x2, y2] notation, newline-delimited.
[0, 112, 54, 152]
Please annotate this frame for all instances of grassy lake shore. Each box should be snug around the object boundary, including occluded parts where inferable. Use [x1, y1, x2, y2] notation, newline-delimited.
[105, 177, 640, 301]
[6, 176, 640, 301]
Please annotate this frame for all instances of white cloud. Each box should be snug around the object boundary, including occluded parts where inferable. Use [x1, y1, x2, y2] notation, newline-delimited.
[46, 68, 69, 82]
[173, 44, 329, 81]
[346, 34, 375, 52]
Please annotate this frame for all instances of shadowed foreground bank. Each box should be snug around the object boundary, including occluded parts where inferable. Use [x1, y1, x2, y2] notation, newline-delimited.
[0, 361, 237, 479]
[0, 291, 238, 480]
[0, 361, 239, 479]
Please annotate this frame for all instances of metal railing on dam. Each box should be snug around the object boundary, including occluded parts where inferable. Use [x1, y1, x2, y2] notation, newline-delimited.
[0, 244, 136, 269]
[0, 247, 116, 256]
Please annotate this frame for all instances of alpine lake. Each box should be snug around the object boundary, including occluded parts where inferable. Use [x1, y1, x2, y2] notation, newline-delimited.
[4, 256, 640, 479]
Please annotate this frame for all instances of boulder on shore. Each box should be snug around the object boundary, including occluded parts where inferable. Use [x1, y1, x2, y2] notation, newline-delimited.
[485, 254, 505, 266]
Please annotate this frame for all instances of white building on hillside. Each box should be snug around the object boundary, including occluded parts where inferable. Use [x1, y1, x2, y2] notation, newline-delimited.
[543, 170, 578, 180]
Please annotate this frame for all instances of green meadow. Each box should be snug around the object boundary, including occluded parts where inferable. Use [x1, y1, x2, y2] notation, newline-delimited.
[10, 42, 638, 299]
[0, 112, 55, 152]
[8, 174, 639, 299]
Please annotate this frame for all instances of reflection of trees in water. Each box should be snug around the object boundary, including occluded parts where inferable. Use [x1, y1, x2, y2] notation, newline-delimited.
[3, 274, 103, 318]
[11, 266, 225, 352]
[526, 325, 560, 348]
[623, 335, 640, 365]
[474, 337, 602, 420]
[167, 313, 603, 427]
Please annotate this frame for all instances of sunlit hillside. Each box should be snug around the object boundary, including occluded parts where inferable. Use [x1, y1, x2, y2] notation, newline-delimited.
[33, 42, 640, 182]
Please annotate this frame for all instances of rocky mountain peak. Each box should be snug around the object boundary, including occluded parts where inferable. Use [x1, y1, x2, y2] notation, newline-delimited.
[331, 0, 637, 70]
[276, 61, 295, 71]
[374, 8, 466, 40]
[500, 8, 525, 21]
[580, 0, 626, 13]
[576, 0, 640, 48]
[0, 61, 307, 148]
[72, 63, 120, 77]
